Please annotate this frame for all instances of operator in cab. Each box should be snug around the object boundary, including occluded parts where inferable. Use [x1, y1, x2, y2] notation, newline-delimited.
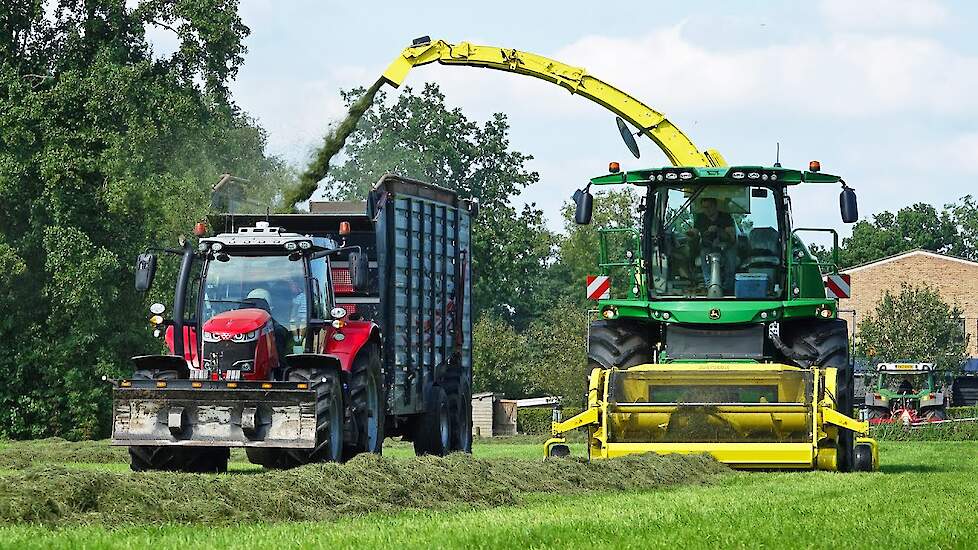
[687, 197, 738, 294]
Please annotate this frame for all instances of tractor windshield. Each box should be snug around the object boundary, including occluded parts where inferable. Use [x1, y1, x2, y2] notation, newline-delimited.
[650, 184, 782, 299]
[201, 254, 308, 343]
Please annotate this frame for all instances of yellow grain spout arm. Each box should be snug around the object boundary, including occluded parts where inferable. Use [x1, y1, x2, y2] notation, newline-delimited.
[382, 38, 726, 168]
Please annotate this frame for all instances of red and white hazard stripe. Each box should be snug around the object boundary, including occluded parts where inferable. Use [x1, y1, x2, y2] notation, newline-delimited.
[824, 273, 851, 299]
[586, 275, 611, 300]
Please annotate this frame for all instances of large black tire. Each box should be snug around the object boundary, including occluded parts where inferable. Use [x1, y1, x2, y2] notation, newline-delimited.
[449, 377, 473, 453]
[782, 319, 854, 472]
[866, 407, 890, 421]
[413, 386, 451, 456]
[925, 408, 947, 421]
[345, 343, 386, 458]
[128, 369, 229, 473]
[587, 320, 652, 370]
[247, 367, 344, 468]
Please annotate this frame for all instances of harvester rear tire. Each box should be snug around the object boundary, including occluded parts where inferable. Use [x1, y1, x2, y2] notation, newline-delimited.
[587, 320, 651, 370]
[781, 319, 854, 472]
[414, 386, 451, 456]
[248, 367, 344, 468]
[344, 343, 386, 459]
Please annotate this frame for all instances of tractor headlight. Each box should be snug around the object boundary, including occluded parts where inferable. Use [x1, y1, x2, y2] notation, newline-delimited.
[211, 242, 223, 252]
[232, 330, 260, 343]
[202, 331, 220, 343]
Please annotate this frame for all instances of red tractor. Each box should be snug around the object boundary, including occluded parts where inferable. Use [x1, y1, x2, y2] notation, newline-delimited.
[113, 176, 475, 471]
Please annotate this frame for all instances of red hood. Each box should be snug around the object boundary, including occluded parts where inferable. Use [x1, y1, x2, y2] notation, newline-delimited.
[203, 308, 271, 334]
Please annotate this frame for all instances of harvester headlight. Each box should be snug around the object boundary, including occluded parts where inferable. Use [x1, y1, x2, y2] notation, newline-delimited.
[656, 174, 664, 181]
[632, 285, 640, 296]
[211, 242, 223, 252]
[625, 250, 634, 259]
[762, 174, 769, 181]
[285, 241, 298, 251]
[665, 172, 678, 180]
[760, 311, 768, 319]
[731, 171, 745, 179]
[601, 306, 618, 320]
[662, 312, 671, 320]
[748, 172, 760, 179]
[652, 310, 661, 318]
[298, 240, 312, 250]
[679, 171, 693, 180]
[819, 308, 833, 319]
[770, 173, 778, 181]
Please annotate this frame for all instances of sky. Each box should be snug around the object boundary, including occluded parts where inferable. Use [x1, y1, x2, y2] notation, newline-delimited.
[148, 0, 978, 239]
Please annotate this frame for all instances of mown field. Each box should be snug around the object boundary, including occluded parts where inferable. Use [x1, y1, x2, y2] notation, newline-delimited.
[0, 436, 976, 549]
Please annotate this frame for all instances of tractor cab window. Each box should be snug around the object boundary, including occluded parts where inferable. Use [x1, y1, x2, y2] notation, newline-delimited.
[650, 184, 782, 299]
[202, 254, 308, 349]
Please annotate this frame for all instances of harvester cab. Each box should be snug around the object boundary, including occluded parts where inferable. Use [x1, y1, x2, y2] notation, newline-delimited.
[866, 362, 947, 424]
[546, 164, 878, 472]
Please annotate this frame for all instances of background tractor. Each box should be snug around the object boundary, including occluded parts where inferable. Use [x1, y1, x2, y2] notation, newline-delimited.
[866, 363, 948, 424]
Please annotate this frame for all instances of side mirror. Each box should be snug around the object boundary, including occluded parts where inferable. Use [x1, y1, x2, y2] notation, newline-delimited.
[135, 253, 157, 292]
[840, 185, 858, 223]
[572, 188, 594, 225]
[616, 117, 640, 159]
[348, 250, 369, 292]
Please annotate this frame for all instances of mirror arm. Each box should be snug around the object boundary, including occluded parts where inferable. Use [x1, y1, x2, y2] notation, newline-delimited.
[310, 245, 363, 260]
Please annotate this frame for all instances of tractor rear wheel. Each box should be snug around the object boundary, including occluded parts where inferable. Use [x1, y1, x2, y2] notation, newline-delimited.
[247, 367, 344, 468]
[414, 386, 451, 456]
[781, 319, 854, 472]
[587, 320, 651, 370]
[344, 343, 386, 459]
[925, 408, 947, 421]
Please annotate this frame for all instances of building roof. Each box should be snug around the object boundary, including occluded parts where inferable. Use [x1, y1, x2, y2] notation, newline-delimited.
[842, 249, 978, 275]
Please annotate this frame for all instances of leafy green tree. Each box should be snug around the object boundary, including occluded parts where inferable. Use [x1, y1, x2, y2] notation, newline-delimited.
[324, 83, 555, 327]
[839, 203, 961, 268]
[525, 302, 589, 404]
[856, 283, 969, 371]
[0, 1, 281, 438]
[471, 314, 533, 398]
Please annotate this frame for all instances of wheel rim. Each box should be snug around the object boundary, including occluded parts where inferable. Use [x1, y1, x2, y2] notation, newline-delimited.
[366, 373, 380, 449]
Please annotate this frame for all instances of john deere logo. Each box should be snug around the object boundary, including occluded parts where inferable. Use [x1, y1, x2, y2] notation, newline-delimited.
[709, 308, 721, 320]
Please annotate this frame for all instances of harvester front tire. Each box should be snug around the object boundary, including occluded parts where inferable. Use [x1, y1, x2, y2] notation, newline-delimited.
[587, 320, 651, 370]
[345, 343, 386, 458]
[782, 319, 854, 472]
[414, 386, 451, 456]
[248, 367, 344, 468]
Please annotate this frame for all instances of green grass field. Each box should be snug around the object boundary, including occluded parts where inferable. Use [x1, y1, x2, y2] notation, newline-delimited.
[0, 439, 976, 549]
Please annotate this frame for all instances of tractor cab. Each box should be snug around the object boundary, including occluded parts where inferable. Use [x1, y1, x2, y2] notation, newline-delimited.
[866, 363, 947, 423]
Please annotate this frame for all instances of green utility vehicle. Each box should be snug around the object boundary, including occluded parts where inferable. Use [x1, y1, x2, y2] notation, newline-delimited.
[865, 362, 947, 423]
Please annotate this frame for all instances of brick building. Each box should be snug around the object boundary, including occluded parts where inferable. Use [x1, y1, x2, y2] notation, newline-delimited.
[837, 249, 978, 362]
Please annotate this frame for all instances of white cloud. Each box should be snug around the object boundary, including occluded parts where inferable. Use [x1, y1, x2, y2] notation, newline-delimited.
[818, 0, 948, 30]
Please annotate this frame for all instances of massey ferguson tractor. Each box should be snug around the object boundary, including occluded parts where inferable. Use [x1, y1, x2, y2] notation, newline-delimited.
[112, 175, 475, 471]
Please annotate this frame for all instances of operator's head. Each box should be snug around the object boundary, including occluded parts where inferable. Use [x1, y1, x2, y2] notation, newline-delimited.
[246, 288, 272, 312]
[700, 197, 719, 216]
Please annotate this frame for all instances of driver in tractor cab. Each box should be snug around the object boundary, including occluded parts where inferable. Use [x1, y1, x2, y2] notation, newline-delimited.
[687, 197, 738, 294]
[245, 288, 290, 369]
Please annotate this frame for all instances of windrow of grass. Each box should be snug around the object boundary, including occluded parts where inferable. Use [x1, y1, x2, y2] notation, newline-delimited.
[0, 438, 130, 469]
[0, 452, 726, 526]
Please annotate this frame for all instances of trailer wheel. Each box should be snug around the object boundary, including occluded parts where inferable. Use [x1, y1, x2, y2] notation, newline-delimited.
[414, 386, 450, 456]
[249, 367, 344, 468]
[345, 343, 386, 458]
[449, 378, 472, 453]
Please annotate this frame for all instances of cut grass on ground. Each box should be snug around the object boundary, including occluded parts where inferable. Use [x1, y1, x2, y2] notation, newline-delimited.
[0, 441, 975, 549]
